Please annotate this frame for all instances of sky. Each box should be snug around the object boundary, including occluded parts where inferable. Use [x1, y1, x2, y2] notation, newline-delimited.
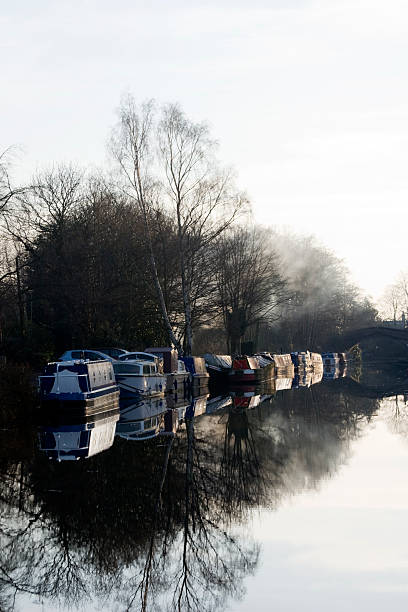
[1, 0, 408, 302]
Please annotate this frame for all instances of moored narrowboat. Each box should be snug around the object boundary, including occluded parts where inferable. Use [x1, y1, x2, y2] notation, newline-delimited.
[113, 353, 166, 397]
[181, 356, 210, 392]
[38, 359, 119, 413]
[145, 347, 190, 394]
[228, 355, 275, 383]
[204, 354, 232, 383]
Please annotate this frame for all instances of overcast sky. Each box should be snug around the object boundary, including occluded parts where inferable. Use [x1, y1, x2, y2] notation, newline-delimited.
[2, 0, 407, 301]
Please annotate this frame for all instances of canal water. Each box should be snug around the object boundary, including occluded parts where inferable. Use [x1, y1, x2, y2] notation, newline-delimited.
[2, 375, 408, 611]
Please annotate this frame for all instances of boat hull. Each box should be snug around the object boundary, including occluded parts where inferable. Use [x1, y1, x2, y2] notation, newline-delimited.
[39, 389, 120, 416]
[228, 362, 275, 384]
[166, 372, 190, 393]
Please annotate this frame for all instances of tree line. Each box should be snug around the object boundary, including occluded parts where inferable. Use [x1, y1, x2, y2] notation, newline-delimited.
[0, 97, 378, 363]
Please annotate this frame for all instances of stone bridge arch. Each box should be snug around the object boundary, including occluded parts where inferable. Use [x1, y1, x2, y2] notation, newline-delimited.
[339, 326, 408, 364]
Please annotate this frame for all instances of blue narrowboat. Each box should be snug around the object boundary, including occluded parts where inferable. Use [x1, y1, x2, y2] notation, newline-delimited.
[38, 359, 120, 412]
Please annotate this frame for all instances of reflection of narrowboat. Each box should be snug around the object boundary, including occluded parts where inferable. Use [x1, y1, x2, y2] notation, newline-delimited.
[274, 376, 294, 392]
[310, 352, 324, 371]
[311, 368, 324, 385]
[338, 352, 347, 373]
[323, 365, 340, 380]
[205, 395, 233, 414]
[292, 371, 312, 389]
[38, 359, 119, 413]
[116, 396, 168, 440]
[321, 352, 340, 368]
[230, 391, 263, 410]
[272, 354, 295, 377]
[164, 394, 209, 432]
[38, 410, 119, 461]
[228, 356, 275, 383]
[185, 394, 209, 418]
[291, 351, 312, 371]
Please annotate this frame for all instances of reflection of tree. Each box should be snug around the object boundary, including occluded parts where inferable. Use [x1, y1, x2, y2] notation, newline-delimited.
[219, 408, 267, 518]
[382, 394, 408, 438]
[0, 439, 175, 609]
[0, 381, 381, 611]
[162, 417, 259, 612]
[200, 381, 380, 515]
[0, 424, 259, 612]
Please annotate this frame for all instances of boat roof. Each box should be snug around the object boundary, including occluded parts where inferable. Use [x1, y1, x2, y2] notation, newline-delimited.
[118, 351, 158, 360]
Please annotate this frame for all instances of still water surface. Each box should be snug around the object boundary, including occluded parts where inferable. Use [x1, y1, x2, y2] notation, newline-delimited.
[2, 378, 408, 611]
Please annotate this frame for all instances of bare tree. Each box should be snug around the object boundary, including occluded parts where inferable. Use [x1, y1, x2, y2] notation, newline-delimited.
[379, 283, 402, 321]
[110, 96, 181, 350]
[0, 148, 19, 215]
[158, 103, 248, 354]
[214, 226, 288, 353]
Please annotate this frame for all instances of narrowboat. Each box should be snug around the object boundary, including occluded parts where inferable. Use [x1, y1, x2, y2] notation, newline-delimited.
[228, 355, 275, 383]
[113, 352, 166, 397]
[204, 354, 232, 383]
[181, 356, 210, 392]
[38, 359, 119, 413]
[145, 347, 190, 393]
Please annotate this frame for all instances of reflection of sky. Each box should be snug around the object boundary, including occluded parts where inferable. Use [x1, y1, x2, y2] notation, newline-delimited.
[234, 408, 408, 611]
[13, 395, 408, 611]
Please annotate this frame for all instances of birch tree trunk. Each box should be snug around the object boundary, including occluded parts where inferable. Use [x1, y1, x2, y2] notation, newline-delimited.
[110, 97, 180, 351]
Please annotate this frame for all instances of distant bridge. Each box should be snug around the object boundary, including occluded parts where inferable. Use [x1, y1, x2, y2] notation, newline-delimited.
[339, 326, 408, 351]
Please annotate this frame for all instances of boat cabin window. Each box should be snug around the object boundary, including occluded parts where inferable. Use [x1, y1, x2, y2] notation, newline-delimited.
[143, 365, 151, 374]
[72, 351, 83, 359]
[85, 351, 106, 361]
